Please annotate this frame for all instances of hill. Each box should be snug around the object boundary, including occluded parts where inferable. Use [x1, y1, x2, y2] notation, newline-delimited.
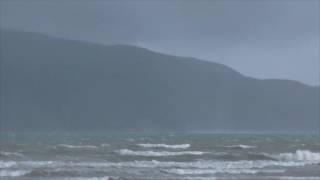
[1, 30, 319, 132]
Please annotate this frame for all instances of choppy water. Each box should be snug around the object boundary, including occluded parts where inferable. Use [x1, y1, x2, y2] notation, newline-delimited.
[0, 133, 319, 180]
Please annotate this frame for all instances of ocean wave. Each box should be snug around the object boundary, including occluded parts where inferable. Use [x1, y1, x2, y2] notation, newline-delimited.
[25, 169, 79, 177]
[100, 143, 110, 147]
[1, 150, 318, 171]
[163, 168, 286, 175]
[0, 160, 60, 169]
[0, 151, 24, 157]
[0, 170, 30, 177]
[213, 152, 277, 161]
[274, 150, 320, 162]
[266, 177, 320, 180]
[0, 160, 287, 175]
[122, 160, 295, 170]
[65, 176, 214, 180]
[137, 143, 190, 149]
[163, 168, 254, 175]
[0, 158, 317, 177]
[1, 151, 318, 170]
[65, 176, 320, 180]
[223, 144, 257, 149]
[82, 159, 317, 171]
[0, 161, 17, 168]
[56, 144, 98, 149]
[244, 152, 277, 161]
[63, 177, 116, 180]
[1, 149, 319, 177]
[115, 149, 206, 157]
[0, 159, 287, 169]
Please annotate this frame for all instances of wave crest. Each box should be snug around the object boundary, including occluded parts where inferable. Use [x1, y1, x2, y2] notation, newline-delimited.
[116, 149, 206, 157]
[0, 170, 30, 177]
[0, 151, 24, 157]
[223, 144, 257, 149]
[137, 143, 190, 149]
[0, 161, 17, 168]
[163, 168, 286, 175]
[55, 144, 98, 149]
[275, 150, 320, 162]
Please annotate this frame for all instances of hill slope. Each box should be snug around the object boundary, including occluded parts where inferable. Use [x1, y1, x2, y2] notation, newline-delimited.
[1, 30, 319, 132]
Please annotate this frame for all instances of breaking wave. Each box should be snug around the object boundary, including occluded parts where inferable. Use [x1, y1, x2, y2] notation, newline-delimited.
[63, 177, 116, 180]
[0, 161, 17, 168]
[0, 170, 30, 177]
[55, 144, 98, 149]
[1, 150, 319, 178]
[100, 143, 110, 147]
[223, 144, 257, 149]
[274, 150, 320, 162]
[115, 149, 206, 157]
[137, 143, 190, 149]
[0, 151, 24, 157]
[163, 168, 286, 175]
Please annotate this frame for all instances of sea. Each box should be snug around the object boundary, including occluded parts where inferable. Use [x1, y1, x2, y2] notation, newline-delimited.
[0, 133, 319, 180]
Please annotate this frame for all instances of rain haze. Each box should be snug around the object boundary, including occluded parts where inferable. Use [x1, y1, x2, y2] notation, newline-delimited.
[1, 0, 319, 85]
[0, 1, 320, 179]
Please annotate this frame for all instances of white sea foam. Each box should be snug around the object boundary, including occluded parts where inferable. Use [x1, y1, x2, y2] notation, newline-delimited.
[0, 151, 24, 157]
[275, 150, 320, 162]
[269, 177, 320, 180]
[77, 159, 317, 171]
[100, 143, 110, 147]
[137, 143, 190, 149]
[20, 160, 58, 167]
[0, 161, 17, 168]
[1, 155, 317, 171]
[163, 168, 258, 175]
[163, 168, 286, 175]
[223, 144, 257, 149]
[62, 176, 115, 180]
[181, 177, 320, 180]
[0, 170, 30, 177]
[56, 144, 98, 149]
[116, 149, 206, 157]
[0, 160, 61, 169]
[1, 149, 319, 177]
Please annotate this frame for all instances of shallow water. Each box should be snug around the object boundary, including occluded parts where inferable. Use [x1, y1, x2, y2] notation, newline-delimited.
[0, 133, 319, 180]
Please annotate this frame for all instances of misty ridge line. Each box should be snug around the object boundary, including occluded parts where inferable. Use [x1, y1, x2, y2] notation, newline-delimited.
[1, 28, 317, 88]
[0, 29, 319, 132]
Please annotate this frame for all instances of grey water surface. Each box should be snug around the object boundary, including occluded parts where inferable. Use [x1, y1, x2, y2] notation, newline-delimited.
[1, 133, 319, 180]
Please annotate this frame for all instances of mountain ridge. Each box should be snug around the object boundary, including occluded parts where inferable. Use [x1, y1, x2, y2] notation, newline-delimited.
[1, 30, 319, 132]
[2, 29, 317, 87]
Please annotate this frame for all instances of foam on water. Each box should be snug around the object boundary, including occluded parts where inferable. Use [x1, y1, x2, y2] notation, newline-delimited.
[100, 143, 110, 147]
[1, 133, 319, 179]
[269, 177, 320, 180]
[0, 160, 61, 169]
[163, 168, 286, 175]
[0, 151, 24, 157]
[3, 159, 310, 169]
[0, 156, 318, 178]
[1, 148, 319, 170]
[223, 144, 257, 149]
[116, 149, 206, 156]
[56, 144, 98, 149]
[275, 150, 320, 162]
[137, 143, 190, 149]
[0, 170, 30, 177]
[0, 161, 17, 168]
[62, 177, 115, 180]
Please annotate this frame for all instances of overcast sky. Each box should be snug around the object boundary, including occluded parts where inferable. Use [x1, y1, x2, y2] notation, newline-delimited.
[1, 0, 319, 85]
